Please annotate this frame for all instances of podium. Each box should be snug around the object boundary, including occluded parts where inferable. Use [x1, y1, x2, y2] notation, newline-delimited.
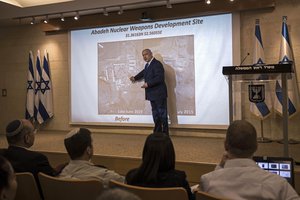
[222, 63, 293, 157]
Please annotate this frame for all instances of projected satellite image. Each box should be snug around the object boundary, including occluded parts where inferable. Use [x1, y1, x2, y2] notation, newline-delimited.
[97, 35, 195, 120]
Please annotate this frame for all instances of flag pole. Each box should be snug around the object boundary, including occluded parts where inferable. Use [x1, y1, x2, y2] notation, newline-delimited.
[257, 119, 272, 143]
[275, 16, 299, 147]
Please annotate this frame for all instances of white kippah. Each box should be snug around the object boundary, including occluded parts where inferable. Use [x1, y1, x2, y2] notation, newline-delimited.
[65, 128, 80, 139]
[6, 120, 24, 137]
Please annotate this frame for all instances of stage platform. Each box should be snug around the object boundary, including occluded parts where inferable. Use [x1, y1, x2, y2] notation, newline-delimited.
[2, 131, 299, 162]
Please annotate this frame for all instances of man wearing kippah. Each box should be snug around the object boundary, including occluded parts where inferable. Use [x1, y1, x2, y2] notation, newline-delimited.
[1, 119, 56, 177]
[1, 119, 58, 198]
[59, 128, 124, 186]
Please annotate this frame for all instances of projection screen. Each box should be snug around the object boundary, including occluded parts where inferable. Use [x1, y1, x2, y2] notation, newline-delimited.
[71, 13, 233, 127]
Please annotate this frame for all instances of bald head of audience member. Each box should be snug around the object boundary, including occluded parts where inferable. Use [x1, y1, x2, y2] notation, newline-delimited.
[97, 188, 141, 200]
[64, 128, 93, 161]
[5, 119, 35, 148]
[225, 120, 257, 158]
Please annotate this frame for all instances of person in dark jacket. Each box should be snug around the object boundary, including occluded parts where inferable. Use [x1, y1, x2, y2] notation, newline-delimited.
[126, 132, 194, 200]
[0, 155, 17, 200]
[1, 119, 58, 199]
[1, 119, 56, 177]
[130, 49, 169, 135]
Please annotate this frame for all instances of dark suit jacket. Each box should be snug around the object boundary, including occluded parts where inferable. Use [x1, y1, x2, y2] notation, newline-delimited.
[1, 146, 56, 199]
[134, 58, 168, 101]
[0, 146, 55, 176]
[126, 168, 195, 200]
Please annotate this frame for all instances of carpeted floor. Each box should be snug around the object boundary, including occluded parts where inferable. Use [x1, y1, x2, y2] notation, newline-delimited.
[1, 131, 299, 164]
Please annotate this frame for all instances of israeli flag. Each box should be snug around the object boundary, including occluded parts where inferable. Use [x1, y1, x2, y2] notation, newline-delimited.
[279, 17, 293, 64]
[25, 51, 35, 119]
[253, 19, 265, 65]
[34, 50, 54, 124]
[34, 50, 41, 122]
[274, 16, 299, 116]
[250, 19, 271, 119]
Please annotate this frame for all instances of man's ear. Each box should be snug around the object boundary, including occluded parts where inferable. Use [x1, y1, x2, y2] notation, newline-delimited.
[86, 146, 92, 155]
[224, 140, 229, 151]
[23, 133, 29, 143]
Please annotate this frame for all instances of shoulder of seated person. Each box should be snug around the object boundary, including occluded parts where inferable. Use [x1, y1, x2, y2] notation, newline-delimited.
[0, 148, 6, 155]
[173, 169, 186, 175]
[160, 169, 186, 177]
[94, 164, 107, 169]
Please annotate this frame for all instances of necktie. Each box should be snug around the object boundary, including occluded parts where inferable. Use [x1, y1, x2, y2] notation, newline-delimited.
[145, 63, 149, 69]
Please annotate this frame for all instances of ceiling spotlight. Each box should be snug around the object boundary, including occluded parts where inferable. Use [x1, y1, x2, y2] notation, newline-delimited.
[74, 11, 80, 20]
[103, 8, 108, 16]
[230, 0, 234, 1]
[118, 6, 123, 15]
[140, 12, 152, 22]
[60, 13, 65, 22]
[30, 17, 35, 25]
[166, 0, 172, 8]
[206, 0, 211, 4]
[43, 15, 49, 24]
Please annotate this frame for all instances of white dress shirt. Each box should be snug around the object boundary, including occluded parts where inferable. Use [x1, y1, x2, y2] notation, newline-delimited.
[200, 158, 299, 200]
[59, 160, 124, 186]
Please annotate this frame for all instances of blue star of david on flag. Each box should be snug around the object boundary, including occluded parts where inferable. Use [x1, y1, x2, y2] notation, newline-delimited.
[25, 51, 35, 119]
[35, 80, 41, 94]
[40, 78, 50, 94]
[27, 80, 34, 90]
[34, 50, 54, 124]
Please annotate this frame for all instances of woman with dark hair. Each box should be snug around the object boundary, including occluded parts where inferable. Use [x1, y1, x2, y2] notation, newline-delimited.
[126, 133, 194, 200]
[0, 155, 17, 200]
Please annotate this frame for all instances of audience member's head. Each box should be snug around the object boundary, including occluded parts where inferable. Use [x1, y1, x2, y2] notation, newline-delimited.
[6, 119, 35, 148]
[97, 188, 141, 200]
[225, 120, 257, 158]
[135, 132, 175, 182]
[0, 156, 17, 200]
[64, 128, 93, 160]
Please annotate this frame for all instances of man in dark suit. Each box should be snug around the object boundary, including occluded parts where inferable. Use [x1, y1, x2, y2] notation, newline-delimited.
[130, 49, 169, 134]
[0, 119, 59, 198]
[1, 119, 57, 177]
